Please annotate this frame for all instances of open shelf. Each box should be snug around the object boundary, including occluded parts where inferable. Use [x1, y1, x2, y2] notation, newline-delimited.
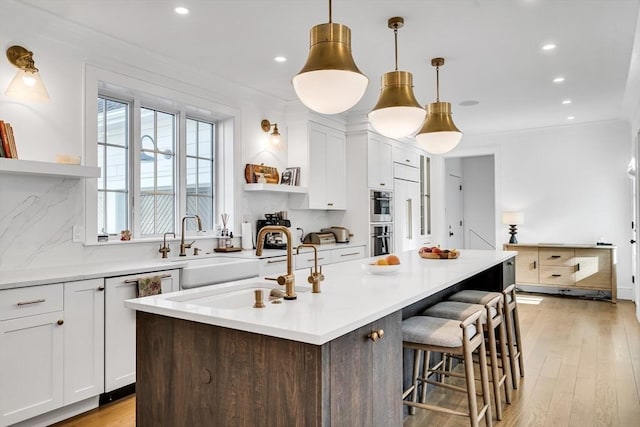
[0, 158, 100, 178]
[243, 183, 307, 194]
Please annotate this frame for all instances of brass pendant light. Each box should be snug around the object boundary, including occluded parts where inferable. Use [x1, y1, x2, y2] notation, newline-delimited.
[368, 17, 425, 139]
[292, 0, 368, 115]
[415, 58, 462, 154]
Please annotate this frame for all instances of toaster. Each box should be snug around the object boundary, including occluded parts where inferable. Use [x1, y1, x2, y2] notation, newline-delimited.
[303, 232, 336, 245]
[320, 226, 352, 243]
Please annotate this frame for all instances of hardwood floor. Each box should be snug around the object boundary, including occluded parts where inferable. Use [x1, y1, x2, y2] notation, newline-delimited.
[52, 295, 640, 427]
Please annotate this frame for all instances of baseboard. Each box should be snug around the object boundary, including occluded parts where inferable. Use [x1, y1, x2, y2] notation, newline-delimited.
[10, 396, 99, 427]
[99, 383, 136, 406]
[516, 284, 617, 301]
[617, 287, 634, 301]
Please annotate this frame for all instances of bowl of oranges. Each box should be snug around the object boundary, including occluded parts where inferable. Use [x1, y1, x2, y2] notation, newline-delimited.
[362, 254, 401, 274]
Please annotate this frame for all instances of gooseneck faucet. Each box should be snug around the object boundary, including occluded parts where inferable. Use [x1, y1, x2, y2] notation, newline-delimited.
[180, 214, 202, 256]
[255, 225, 296, 300]
[296, 244, 324, 293]
[159, 232, 175, 258]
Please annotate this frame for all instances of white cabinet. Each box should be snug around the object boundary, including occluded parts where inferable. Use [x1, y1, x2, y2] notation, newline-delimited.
[330, 246, 366, 263]
[394, 177, 421, 252]
[258, 256, 291, 277]
[367, 133, 393, 190]
[105, 270, 179, 392]
[0, 284, 64, 427]
[392, 144, 420, 168]
[295, 249, 331, 271]
[63, 279, 105, 405]
[288, 122, 347, 210]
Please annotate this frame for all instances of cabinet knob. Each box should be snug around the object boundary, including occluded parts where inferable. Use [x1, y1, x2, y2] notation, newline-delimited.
[368, 329, 384, 342]
[57, 319, 64, 326]
[97, 286, 105, 291]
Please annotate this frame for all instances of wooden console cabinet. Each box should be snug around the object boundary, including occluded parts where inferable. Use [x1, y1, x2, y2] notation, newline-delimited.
[504, 243, 617, 302]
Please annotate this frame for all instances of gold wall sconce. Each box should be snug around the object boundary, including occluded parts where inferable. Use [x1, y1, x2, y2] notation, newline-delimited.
[292, 0, 368, 114]
[5, 45, 50, 103]
[415, 58, 462, 154]
[261, 119, 281, 146]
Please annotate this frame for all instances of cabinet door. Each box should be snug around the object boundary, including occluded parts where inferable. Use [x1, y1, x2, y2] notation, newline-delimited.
[0, 312, 63, 426]
[64, 279, 105, 405]
[513, 247, 539, 284]
[105, 271, 177, 392]
[258, 256, 290, 277]
[308, 126, 328, 209]
[574, 248, 612, 290]
[392, 144, 420, 168]
[367, 134, 393, 190]
[394, 179, 420, 252]
[324, 127, 347, 209]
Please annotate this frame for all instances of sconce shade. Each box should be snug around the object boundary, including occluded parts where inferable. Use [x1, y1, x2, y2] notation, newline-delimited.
[261, 119, 281, 147]
[5, 45, 50, 103]
[292, 23, 368, 114]
[502, 211, 524, 225]
[415, 102, 462, 154]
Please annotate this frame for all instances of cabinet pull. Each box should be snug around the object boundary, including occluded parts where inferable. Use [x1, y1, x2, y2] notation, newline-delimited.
[341, 252, 360, 257]
[576, 263, 580, 272]
[123, 273, 172, 284]
[533, 261, 537, 269]
[380, 183, 385, 186]
[368, 329, 385, 342]
[16, 298, 46, 307]
[550, 255, 562, 259]
[551, 274, 562, 277]
[406, 199, 413, 239]
[327, 202, 334, 207]
[267, 259, 287, 264]
[308, 257, 325, 262]
[57, 319, 64, 326]
[97, 286, 105, 291]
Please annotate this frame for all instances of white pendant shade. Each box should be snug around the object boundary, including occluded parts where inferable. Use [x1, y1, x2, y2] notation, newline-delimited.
[368, 106, 426, 139]
[415, 131, 462, 154]
[293, 69, 368, 115]
[5, 69, 50, 103]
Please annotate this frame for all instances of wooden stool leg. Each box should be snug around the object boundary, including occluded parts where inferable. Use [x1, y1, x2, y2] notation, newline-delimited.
[486, 321, 503, 420]
[477, 326, 493, 427]
[463, 343, 480, 427]
[498, 318, 513, 403]
[513, 305, 525, 378]
[504, 306, 520, 388]
[420, 350, 431, 403]
[410, 349, 422, 415]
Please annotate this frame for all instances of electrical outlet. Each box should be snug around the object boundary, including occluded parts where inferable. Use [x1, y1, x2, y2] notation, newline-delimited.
[72, 226, 84, 243]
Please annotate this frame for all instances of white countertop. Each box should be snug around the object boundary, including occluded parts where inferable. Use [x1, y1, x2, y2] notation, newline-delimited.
[125, 249, 516, 345]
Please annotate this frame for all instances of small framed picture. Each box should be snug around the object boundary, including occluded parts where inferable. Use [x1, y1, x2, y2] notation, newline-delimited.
[280, 170, 293, 185]
[285, 166, 300, 186]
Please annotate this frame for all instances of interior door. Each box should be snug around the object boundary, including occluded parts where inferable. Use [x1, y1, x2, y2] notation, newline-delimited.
[446, 173, 463, 248]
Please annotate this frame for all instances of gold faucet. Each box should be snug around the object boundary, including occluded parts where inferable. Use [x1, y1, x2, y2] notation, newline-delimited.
[180, 214, 202, 256]
[296, 244, 324, 293]
[255, 225, 296, 300]
[159, 232, 175, 258]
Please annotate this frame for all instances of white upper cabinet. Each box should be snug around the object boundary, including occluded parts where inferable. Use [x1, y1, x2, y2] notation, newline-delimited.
[392, 144, 420, 168]
[367, 133, 393, 190]
[288, 121, 347, 210]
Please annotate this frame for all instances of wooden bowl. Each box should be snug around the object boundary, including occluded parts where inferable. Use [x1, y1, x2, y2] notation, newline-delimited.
[418, 251, 459, 259]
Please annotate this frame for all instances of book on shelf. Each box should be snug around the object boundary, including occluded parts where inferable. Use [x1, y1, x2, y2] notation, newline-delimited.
[0, 121, 17, 159]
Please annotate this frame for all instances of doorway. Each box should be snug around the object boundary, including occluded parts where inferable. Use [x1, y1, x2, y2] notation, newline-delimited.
[445, 173, 463, 249]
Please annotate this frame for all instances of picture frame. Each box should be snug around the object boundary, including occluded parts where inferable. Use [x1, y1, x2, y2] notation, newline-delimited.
[285, 166, 300, 186]
[280, 170, 293, 185]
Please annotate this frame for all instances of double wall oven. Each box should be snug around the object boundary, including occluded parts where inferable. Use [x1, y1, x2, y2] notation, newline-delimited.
[370, 190, 393, 256]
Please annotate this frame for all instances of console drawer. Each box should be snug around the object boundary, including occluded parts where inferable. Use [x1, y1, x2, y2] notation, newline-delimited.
[539, 266, 575, 286]
[539, 248, 574, 266]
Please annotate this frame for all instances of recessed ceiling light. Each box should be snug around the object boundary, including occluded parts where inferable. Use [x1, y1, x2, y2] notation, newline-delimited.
[174, 6, 189, 15]
[542, 43, 556, 51]
[562, 99, 572, 105]
[274, 56, 287, 63]
[553, 77, 565, 83]
[458, 100, 479, 107]
[567, 116, 575, 120]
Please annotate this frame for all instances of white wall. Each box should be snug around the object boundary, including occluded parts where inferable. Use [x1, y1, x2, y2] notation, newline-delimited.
[462, 156, 496, 249]
[435, 120, 633, 299]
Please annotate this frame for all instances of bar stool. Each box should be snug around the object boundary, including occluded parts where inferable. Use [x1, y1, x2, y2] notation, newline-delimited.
[422, 296, 512, 420]
[402, 310, 493, 427]
[449, 286, 524, 388]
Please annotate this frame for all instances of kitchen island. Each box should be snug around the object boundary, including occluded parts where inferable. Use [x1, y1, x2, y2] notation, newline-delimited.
[125, 249, 515, 426]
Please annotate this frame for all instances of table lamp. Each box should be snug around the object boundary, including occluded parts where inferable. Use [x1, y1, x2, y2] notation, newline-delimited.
[502, 212, 524, 244]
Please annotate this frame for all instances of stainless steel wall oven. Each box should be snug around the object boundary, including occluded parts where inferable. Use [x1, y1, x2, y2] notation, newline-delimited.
[370, 190, 393, 223]
[370, 223, 393, 256]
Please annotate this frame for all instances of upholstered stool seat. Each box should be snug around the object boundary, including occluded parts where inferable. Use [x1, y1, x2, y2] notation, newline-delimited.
[402, 310, 493, 427]
[423, 298, 511, 420]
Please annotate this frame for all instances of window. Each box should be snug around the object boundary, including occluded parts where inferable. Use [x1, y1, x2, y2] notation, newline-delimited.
[186, 118, 215, 230]
[97, 96, 129, 235]
[140, 107, 176, 236]
[96, 95, 216, 238]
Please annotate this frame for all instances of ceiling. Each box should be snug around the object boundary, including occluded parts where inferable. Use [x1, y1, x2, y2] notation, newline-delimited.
[17, 0, 640, 135]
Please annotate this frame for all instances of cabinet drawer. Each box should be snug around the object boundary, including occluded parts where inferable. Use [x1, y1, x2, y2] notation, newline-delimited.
[539, 248, 574, 266]
[258, 256, 290, 277]
[539, 266, 575, 286]
[331, 246, 366, 264]
[392, 145, 420, 168]
[295, 250, 331, 270]
[0, 284, 64, 321]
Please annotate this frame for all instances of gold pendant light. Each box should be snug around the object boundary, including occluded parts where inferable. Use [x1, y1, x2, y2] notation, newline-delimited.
[415, 58, 462, 154]
[292, 0, 368, 115]
[368, 17, 425, 139]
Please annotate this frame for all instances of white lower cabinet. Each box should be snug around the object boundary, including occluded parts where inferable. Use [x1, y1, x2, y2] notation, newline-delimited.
[258, 256, 291, 277]
[0, 284, 64, 427]
[330, 246, 366, 264]
[63, 279, 105, 405]
[104, 270, 179, 392]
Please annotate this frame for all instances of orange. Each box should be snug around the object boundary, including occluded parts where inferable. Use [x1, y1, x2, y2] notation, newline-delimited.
[376, 258, 389, 266]
[386, 254, 400, 265]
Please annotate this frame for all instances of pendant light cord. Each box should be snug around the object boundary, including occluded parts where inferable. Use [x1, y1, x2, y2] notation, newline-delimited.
[394, 27, 399, 71]
[435, 64, 440, 102]
[328, 0, 332, 23]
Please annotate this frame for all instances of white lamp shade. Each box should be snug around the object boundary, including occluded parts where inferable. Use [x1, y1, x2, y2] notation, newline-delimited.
[292, 69, 368, 115]
[502, 212, 524, 225]
[5, 69, 50, 103]
[415, 131, 462, 154]
[368, 106, 426, 139]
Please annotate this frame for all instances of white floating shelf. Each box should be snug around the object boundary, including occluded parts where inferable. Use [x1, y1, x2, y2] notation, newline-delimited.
[243, 183, 307, 194]
[0, 158, 100, 178]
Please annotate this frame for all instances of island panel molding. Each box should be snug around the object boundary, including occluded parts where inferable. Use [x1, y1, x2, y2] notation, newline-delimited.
[504, 243, 617, 303]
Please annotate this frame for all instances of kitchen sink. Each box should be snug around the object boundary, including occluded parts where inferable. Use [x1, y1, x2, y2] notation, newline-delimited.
[175, 256, 261, 289]
[166, 281, 311, 310]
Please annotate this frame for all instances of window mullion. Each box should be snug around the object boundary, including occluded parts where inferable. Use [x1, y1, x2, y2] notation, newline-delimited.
[131, 98, 142, 239]
[177, 111, 187, 227]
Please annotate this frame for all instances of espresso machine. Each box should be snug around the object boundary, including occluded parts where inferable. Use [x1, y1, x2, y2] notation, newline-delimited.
[256, 212, 291, 250]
